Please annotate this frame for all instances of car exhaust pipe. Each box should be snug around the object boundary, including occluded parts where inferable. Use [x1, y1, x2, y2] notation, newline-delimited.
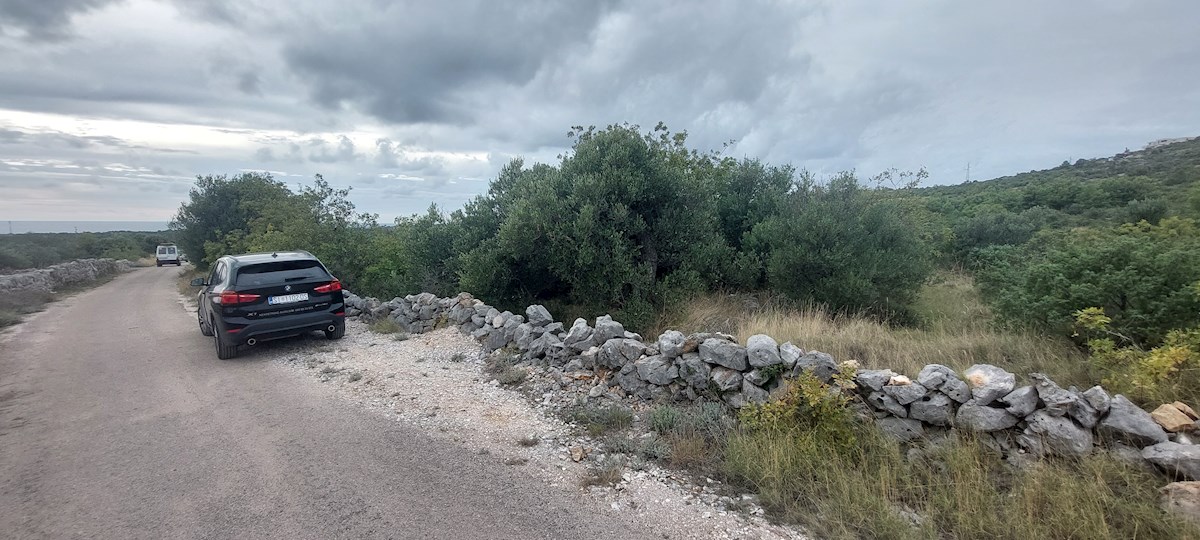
[327, 325, 337, 332]
[246, 338, 257, 346]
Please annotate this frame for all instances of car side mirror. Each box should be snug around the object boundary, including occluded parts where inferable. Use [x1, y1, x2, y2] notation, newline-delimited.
[190, 278, 206, 287]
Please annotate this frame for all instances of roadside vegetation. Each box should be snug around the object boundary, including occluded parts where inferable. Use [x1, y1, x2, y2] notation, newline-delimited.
[0, 230, 171, 272]
[170, 126, 1200, 537]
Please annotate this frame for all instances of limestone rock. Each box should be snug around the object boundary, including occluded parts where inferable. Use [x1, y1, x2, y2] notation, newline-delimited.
[746, 334, 782, 368]
[1099, 395, 1169, 447]
[1083, 385, 1112, 415]
[593, 315, 625, 343]
[1000, 386, 1039, 417]
[1019, 411, 1093, 457]
[1160, 481, 1200, 527]
[657, 330, 686, 359]
[710, 366, 743, 392]
[677, 353, 711, 390]
[1174, 402, 1199, 420]
[794, 351, 838, 383]
[699, 339, 748, 371]
[635, 355, 678, 386]
[855, 369, 897, 392]
[963, 364, 1016, 406]
[779, 342, 803, 370]
[525, 304, 553, 326]
[955, 400, 1019, 431]
[1143, 442, 1200, 480]
[1030, 373, 1076, 417]
[941, 377, 972, 403]
[877, 417, 925, 443]
[1154, 403, 1199, 433]
[744, 369, 770, 387]
[742, 380, 769, 404]
[908, 392, 954, 426]
[867, 391, 908, 418]
[1069, 388, 1102, 429]
[883, 381, 928, 405]
[564, 318, 594, 352]
[916, 364, 956, 389]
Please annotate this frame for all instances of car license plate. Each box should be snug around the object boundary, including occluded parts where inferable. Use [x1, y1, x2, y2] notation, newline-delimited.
[268, 293, 309, 305]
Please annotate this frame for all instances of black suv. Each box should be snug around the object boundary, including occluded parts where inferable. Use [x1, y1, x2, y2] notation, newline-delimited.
[191, 251, 345, 359]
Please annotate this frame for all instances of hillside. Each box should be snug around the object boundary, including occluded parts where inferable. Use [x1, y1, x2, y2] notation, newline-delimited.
[893, 136, 1200, 259]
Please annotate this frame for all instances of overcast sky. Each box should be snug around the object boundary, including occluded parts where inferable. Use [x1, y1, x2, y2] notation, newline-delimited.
[1, 0, 1198, 222]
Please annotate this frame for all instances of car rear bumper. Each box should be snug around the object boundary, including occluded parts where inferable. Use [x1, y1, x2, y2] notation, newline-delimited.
[219, 311, 345, 345]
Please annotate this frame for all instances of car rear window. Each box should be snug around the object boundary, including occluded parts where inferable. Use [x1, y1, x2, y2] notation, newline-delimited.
[234, 260, 329, 287]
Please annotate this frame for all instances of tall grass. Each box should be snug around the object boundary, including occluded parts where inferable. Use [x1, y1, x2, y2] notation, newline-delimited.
[659, 272, 1094, 387]
[723, 427, 1198, 539]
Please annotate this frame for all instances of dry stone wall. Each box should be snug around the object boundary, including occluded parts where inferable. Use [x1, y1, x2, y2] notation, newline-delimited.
[342, 290, 1200, 480]
[0, 258, 133, 293]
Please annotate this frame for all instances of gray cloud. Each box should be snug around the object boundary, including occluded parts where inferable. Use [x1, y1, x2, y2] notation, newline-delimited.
[2, 0, 1200, 222]
[0, 0, 122, 41]
[281, 0, 617, 124]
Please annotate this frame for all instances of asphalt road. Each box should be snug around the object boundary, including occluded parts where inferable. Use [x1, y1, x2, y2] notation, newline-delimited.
[0, 268, 650, 540]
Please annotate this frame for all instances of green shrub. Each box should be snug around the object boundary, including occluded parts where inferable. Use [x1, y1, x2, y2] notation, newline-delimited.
[745, 173, 932, 322]
[977, 218, 1200, 347]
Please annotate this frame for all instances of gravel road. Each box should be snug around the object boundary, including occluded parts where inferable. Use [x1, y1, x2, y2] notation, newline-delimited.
[0, 268, 666, 539]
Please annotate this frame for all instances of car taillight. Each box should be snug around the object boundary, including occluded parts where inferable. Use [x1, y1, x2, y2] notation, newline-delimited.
[217, 291, 261, 305]
[314, 279, 342, 293]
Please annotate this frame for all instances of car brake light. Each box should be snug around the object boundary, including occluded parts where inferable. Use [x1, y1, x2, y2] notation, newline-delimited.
[217, 291, 261, 305]
[314, 279, 342, 293]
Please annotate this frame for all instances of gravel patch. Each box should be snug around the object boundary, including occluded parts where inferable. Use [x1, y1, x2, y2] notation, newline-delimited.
[255, 320, 807, 540]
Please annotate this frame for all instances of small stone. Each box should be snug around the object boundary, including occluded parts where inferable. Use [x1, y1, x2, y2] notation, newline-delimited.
[593, 315, 625, 343]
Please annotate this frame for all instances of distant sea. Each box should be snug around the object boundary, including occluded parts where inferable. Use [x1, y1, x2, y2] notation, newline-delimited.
[1, 221, 171, 234]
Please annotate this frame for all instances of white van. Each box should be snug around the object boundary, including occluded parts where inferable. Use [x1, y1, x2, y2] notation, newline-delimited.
[156, 244, 181, 267]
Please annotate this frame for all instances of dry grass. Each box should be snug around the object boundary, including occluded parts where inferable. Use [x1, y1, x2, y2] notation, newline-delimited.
[660, 272, 1094, 387]
[175, 267, 204, 304]
[724, 426, 1199, 539]
[579, 458, 625, 488]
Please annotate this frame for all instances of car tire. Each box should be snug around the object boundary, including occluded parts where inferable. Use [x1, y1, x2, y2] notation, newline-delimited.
[214, 323, 237, 360]
[156, 261, 162, 267]
[198, 314, 213, 337]
[324, 321, 345, 340]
